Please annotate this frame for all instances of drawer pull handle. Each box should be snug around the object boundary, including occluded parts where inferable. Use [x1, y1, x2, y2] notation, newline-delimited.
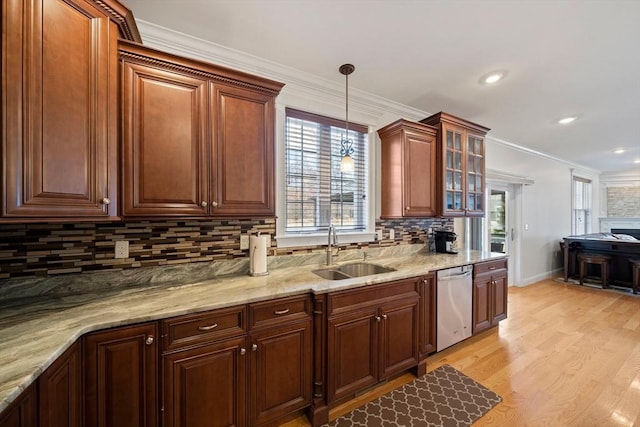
[197, 323, 218, 331]
[274, 309, 290, 315]
[489, 266, 496, 270]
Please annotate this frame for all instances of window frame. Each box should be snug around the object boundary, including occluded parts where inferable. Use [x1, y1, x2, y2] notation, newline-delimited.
[275, 106, 376, 248]
[571, 175, 592, 236]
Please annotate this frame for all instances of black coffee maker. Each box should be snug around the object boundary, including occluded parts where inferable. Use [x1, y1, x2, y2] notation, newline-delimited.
[434, 230, 458, 254]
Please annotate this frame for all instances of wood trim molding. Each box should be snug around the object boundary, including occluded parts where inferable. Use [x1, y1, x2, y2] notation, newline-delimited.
[118, 40, 284, 96]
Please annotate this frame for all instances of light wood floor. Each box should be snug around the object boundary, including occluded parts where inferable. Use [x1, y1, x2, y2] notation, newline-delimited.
[281, 278, 640, 426]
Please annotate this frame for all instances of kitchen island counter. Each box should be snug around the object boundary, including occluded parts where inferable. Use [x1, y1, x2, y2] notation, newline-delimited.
[0, 246, 505, 413]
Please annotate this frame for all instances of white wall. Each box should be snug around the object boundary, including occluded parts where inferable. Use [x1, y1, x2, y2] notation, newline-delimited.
[486, 139, 600, 285]
[136, 20, 603, 286]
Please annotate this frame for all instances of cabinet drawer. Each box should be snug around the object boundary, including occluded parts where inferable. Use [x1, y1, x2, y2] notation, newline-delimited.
[249, 294, 311, 330]
[162, 305, 246, 352]
[474, 259, 507, 277]
[328, 278, 419, 317]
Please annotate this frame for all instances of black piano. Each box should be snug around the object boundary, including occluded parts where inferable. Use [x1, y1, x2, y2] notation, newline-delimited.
[562, 231, 640, 290]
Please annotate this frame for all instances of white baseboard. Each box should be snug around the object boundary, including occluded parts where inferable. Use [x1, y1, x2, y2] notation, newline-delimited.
[516, 267, 564, 287]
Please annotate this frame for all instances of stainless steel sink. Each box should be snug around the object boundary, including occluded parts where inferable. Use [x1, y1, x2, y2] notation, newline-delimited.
[312, 262, 396, 280]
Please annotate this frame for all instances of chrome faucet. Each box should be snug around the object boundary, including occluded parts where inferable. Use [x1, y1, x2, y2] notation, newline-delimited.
[326, 224, 340, 265]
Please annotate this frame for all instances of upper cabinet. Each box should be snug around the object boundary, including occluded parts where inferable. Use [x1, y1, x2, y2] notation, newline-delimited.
[120, 41, 283, 218]
[378, 119, 438, 218]
[420, 112, 490, 217]
[1, 0, 139, 222]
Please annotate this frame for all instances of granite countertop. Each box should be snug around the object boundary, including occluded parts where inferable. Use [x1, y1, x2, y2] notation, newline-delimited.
[0, 245, 505, 413]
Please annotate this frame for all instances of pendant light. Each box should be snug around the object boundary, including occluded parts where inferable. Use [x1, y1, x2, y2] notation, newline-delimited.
[339, 64, 355, 173]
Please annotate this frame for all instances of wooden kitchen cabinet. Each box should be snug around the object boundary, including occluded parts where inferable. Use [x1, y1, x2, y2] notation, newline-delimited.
[162, 295, 311, 427]
[418, 273, 437, 357]
[120, 41, 283, 218]
[162, 305, 247, 427]
[84, 322, 159, 427]
[473, 259, 508, 334]
[212, 83, 276, 216]
[0, 385, 36, 427]
[378, 119, 438, 218]
[420, 112, 490, 217]
[163, 336, 248, 427]
[39, 341, 81, 427]
[326, 278, 420, 404]
[0, 0, 135, 221]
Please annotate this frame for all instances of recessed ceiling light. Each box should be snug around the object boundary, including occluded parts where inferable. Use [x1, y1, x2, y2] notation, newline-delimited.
[614, 148, 625, 154]
[558, 116, 577, 124]
[634, 159, 640, 164]
[480, 70, 507, 85]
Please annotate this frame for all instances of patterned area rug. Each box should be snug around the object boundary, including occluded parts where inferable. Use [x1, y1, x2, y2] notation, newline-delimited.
[325, 365, 501, 427]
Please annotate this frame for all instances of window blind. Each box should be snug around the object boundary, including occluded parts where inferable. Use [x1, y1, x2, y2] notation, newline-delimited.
[284, 108, 368, 234]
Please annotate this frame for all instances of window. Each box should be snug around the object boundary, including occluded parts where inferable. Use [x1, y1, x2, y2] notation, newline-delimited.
[283, 108, 368, 237]
[572, 176, 592, 235]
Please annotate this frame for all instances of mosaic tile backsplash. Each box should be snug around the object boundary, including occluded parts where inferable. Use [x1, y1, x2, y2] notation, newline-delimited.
[0, 218, 452, 279]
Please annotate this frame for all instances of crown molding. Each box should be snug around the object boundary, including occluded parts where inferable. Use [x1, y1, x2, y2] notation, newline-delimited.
[136, 20, 600, 174]
[487, 135, 601, 175]
[136, 20, 427, 126]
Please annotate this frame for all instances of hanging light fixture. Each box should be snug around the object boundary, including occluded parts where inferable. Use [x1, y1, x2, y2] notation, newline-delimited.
[339, 64, 355, 173]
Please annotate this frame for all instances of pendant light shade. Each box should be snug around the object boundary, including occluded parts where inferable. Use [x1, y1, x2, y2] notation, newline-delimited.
[339, 64, 355, 173]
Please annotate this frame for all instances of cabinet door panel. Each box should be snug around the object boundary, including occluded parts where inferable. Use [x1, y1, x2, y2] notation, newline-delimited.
[84, 323, 158, 427]
[473, 278, 491, 334]
[491, 275, 508, 325]
[163, 337, 246, 427]
[379, 299, 419, 379]
[250, 321, 312, 426]
[0, 384, 36, 427]
[39, 341, 81, 427]
[213, 84, 275, 216]
[327, 309, 378, 403]
[419, 274, 436, 356]
[122, 61, 208, 216]
[404, 130, 436, 217]
[3, 0, 116, 218]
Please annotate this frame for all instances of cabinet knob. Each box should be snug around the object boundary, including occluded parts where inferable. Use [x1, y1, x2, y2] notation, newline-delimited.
[375, 316, 381, 322]
[382, 314, 388, 320]
[211, 201, 218, 208]
[145, 335, 154, 345]
[201, 201, 208, 207]
[102, 198, 110, 205]
[252, 344, 258, 352]
[240, 348, 246, 356]
[406, 206, 410, 211]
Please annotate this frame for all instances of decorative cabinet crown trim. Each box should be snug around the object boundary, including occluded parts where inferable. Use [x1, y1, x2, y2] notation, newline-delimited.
[92, 0, 141, 42]
[119, 41, 284, 96]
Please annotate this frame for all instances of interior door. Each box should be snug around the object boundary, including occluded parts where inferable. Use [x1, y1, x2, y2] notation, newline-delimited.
[485, 182, 520, 286]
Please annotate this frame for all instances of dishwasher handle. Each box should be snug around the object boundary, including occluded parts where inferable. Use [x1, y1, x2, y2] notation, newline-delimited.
[438, 270, 472, 280]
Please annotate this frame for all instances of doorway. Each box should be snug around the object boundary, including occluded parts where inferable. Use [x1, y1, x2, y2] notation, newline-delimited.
[485, 182, 522, 286]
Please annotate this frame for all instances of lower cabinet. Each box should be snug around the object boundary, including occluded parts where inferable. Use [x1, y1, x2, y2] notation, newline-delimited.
[249, 320, 312, 426]
[83, 322, 159, 427]
[418, 273, 436, 357]
[163, 336, 247, 427]
[162, 295, 312, 427]
[39, 342, 81, 427]
[473, 259, 508, 335]
[0, 384, 36, 427]
[326, 278, 420, 404]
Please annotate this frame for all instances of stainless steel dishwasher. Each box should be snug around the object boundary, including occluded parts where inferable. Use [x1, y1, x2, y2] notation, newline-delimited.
[436, 265, 473, 352]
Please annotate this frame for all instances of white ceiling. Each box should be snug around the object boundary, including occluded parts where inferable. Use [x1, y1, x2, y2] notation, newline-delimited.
[124, 0, 640, 173]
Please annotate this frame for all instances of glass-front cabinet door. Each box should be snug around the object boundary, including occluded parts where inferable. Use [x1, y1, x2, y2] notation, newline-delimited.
[443, 126, 465, 215]
[420, 112, 490, 217]
[466, 133, 485, 216]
